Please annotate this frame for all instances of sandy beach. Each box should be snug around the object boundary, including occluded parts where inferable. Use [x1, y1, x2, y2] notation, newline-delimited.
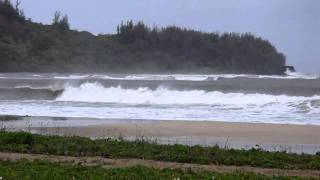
[32, 120, 320, 154]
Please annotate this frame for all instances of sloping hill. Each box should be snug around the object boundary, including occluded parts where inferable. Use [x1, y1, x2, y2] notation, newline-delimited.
[0, 0, 286, 74]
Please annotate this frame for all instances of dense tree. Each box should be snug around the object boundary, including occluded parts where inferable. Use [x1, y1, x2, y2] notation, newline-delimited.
[0, 0, 24, 23]
[0, 1, 287, 74]
[115, 22, 286, 74]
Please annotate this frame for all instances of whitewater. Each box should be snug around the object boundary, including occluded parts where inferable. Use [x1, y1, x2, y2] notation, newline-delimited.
[0, 72, 320, 126]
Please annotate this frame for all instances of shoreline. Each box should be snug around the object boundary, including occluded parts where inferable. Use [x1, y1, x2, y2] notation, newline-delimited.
[2, 115, 320, 127]
[28, 120, 320, 154]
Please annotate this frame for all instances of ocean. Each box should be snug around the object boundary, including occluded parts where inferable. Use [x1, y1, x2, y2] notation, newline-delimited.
[0, 72, 319, 128]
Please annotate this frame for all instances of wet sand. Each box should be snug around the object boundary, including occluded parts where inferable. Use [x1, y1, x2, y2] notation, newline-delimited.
[33, 120, 320, 154]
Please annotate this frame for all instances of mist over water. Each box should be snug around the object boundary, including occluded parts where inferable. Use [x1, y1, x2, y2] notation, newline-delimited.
[0, 72, 320, 126]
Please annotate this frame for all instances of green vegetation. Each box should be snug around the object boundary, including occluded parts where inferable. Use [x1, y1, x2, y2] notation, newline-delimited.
[52, 11, 70, 31]
[0, 160, 310, 180]
[1, 131, 320, 170]
[0, 0, 286, 74]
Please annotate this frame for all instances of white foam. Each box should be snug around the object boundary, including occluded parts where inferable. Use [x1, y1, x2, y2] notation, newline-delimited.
[14, 85, 63, 91]
[32, 74, 41, 77]
[0, 72, 318, 81]
[107, 73, 319, 81]
[284, 70, 320, 79]
[1, 73, 320, 125]
[100, 73, 320, 81]
[56, 82, 320, 105]
[1, 81, 320, 125]
[53, 75, 90, 79]
[1, 96, 320, 125]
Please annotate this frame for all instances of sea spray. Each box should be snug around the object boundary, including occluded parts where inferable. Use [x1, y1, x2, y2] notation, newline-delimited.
[56, 82, 320, 105]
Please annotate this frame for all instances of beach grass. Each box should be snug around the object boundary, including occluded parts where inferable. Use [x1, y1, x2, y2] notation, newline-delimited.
[0, 160, 310, 180]
[0, 131, 320, 170]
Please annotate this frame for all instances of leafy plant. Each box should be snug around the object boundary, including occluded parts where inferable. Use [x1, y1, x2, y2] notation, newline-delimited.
[0, 160, 310, 180]
[0, 131, 319, 170]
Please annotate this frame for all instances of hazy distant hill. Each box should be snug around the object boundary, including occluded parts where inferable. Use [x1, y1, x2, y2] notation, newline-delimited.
[0, 0, 286, 74]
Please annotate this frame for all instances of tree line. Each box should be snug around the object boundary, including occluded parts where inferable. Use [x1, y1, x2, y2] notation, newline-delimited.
[0, 0, 286, 74]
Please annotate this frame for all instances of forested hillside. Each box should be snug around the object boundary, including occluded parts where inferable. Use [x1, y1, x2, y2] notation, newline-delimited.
[0, 0, 286, 74]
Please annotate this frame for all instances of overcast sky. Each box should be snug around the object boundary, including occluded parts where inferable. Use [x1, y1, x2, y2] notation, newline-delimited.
[19, 0, 320, 73]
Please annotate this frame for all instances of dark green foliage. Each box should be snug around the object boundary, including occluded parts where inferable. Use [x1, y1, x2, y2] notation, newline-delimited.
[0, 160, 305, 180]
[0, 1, 286, 74]
[52, 11, 70, 30]
[116, 21, 286, 74]
[1, 131, 320, 170]
[0, 0, 24, 23]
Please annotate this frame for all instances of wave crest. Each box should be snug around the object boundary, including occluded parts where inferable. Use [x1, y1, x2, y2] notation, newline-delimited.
[56, 83, 320, 106]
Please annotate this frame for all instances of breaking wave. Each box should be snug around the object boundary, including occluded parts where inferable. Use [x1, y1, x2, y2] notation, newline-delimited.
[56, 83, 320, 106]
[1, 80, 320, 125]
